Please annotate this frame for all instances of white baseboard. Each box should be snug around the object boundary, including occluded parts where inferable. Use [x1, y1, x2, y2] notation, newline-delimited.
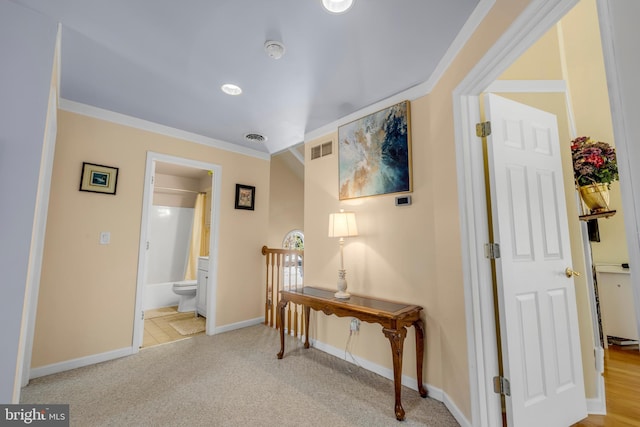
[311, 339, 471, 427]
[443, 392, 472, 427]
[587, 398, 607, 415]
[29, 347, 134, 380]
[27, 318, 263, 380]
[214, 317, 263, 334]
[587, 372, 607, 415]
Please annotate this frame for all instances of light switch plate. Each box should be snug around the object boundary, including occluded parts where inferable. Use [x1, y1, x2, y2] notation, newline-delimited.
[100, 232, 111, 245]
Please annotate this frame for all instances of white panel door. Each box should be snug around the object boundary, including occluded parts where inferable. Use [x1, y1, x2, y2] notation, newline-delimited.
[485, 94, 587, 427]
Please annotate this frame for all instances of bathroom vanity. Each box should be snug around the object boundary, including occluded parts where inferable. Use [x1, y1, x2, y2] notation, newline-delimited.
[196, 256, 208, 317]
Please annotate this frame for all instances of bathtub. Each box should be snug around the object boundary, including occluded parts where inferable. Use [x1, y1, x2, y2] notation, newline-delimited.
[144, 281, 182, 310]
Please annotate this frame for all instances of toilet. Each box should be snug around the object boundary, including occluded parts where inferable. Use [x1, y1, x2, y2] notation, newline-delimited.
[172, 280, 197, 312]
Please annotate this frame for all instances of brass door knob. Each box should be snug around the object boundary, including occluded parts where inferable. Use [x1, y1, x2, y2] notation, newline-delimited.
[565, 268, 581, 278]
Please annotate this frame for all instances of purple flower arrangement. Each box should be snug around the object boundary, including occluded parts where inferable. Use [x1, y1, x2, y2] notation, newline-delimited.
[571, 136, 619, 188]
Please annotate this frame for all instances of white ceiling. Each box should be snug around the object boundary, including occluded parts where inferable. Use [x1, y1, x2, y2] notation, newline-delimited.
[13, 0, 481, 154]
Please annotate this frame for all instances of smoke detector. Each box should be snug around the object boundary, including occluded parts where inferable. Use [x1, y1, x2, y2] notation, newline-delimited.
[264, 40, 286, 60]
[244, 133, 267, 143]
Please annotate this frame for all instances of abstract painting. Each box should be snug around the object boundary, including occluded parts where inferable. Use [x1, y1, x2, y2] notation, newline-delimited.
[338, 100, 412, 200]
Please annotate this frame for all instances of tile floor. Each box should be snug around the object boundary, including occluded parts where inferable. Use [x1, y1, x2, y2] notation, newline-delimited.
[142, 306, 205, 348]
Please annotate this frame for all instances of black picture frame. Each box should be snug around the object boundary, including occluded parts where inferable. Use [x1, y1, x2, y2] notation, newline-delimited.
[235, 184, 255, 210]
[79, 162, 119, 195]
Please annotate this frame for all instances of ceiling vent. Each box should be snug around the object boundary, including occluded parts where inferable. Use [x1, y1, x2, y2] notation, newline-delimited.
[311, 141, 333, 160]
[244, 133, 267, 143]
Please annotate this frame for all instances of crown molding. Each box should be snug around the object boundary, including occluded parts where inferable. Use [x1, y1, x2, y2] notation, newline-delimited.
[304, 0, 495, 143]
[59, 99, 271, 161]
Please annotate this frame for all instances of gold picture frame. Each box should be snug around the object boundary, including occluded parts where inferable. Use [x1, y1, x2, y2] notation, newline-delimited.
[79, 162, 119, 195]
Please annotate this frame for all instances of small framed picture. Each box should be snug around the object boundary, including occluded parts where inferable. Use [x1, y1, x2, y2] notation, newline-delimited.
[235, 184, 255, 210]
[79, 162, 119, 195]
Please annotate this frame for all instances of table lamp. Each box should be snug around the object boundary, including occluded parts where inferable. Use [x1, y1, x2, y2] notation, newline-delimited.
[328, 210, 358, 299]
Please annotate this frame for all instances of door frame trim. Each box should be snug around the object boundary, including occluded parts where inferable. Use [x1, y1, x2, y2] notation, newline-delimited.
[452, 0, 584, 425]
[132, 152, 222, 350]
[596, 0, 640, 359]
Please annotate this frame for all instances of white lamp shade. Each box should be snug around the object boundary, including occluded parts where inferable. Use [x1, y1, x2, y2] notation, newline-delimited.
[328, 212, 358, 238]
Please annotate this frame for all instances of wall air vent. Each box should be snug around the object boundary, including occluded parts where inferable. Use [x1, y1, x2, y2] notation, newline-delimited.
[321, 141, 332, 156]
[310, 141, 333, 160]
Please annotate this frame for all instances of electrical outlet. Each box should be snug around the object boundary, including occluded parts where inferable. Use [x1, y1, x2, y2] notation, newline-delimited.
[350, 318, 360, 332]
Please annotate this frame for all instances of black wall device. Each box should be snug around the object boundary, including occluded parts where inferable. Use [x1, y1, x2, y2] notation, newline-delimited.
[395, 195, 412, 206]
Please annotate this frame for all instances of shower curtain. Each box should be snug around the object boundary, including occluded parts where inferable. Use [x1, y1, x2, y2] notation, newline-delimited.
[184, 193, 205, 280]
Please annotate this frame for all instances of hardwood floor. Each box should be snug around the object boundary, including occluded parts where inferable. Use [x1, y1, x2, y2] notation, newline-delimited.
[573, 345, 640, 427]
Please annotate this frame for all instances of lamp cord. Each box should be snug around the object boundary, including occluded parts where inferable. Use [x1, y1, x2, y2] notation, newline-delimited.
[344, 331, 361, 372]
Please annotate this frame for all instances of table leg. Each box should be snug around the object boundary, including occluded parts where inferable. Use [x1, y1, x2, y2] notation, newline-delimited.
[414, 319, 428, 398]
[276, 299, 288, 359]
[383, 326, 408, 421]
[303, 305, 310, 349]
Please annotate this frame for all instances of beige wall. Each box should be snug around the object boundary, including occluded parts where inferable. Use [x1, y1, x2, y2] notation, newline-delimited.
[561, 0, 628, 264]
[503, 0, 628, 265]
[153, 173, 201, 208]
[499, 23, 564, 80]
[32, 110, 270, 367]
[303, 0, 535, 419]
[268, 153, 304, 248]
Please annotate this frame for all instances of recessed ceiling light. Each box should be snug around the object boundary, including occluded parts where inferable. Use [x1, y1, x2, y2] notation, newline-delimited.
[322, 0, 354, 14]
[221, 84, 242, 96]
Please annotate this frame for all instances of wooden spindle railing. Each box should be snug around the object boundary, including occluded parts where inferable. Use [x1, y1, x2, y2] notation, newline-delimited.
[261, 246, 304, 338]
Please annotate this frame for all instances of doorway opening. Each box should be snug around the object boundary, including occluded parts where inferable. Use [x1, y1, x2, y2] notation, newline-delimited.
[132, 152, 222, 351]
[454, 0, 639, 425]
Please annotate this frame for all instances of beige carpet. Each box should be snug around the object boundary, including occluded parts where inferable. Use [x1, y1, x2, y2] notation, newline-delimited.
[169, 317, 205, 335]
[21, 325, 460, 426]
[144, 306, 178, 319]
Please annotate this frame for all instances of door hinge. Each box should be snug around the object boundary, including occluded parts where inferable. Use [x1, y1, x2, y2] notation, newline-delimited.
[476, 121, 491, 137]
[484, 242, 501, 259]
[493, 376, 511, 396]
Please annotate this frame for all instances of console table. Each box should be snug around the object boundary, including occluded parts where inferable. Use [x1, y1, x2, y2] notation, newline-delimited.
[276, 286, 427, 421]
